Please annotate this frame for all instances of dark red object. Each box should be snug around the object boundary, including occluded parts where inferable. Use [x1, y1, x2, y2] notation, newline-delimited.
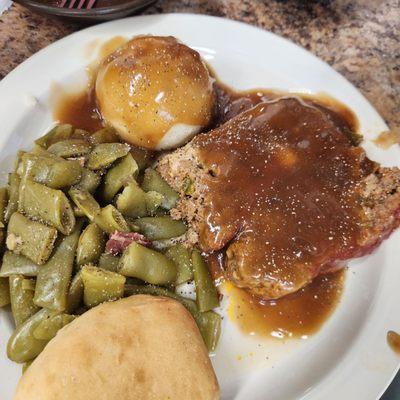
[106, 231, 151, 255]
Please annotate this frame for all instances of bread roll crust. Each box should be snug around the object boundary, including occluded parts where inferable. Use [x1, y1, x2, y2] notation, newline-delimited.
[14, 295, 219, 400]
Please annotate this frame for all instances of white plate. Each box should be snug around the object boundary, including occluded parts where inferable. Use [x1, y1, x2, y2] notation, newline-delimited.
[0, 14, 399, 400]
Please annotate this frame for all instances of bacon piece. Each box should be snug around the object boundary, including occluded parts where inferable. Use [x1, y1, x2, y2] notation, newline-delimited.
[105, 231, 151, 255]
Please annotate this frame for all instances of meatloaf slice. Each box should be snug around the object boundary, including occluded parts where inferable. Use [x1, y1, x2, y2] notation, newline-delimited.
[156, 98, 400, 299]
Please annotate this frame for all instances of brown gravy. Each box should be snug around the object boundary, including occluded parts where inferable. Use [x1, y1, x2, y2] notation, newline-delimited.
[228, 270, 345, 339]
[53, 36, 129, 133]
[213, 82, 359, 135]
[387, 331, 400, 354]
[195, 91, 371, 299]
[51, 42, 355, 338]
[373, 130, 400, 149]
[53, 87, 102, 133]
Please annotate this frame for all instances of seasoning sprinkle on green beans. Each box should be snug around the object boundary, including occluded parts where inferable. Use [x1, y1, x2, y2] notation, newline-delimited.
[87, 143, 130, 170]
[81, 265, 126, 307]
[119, 242, 177, 285]
[1, 123, 222, 362]
[98, 253, 120, 273]
[20, 153, 82, 189]
[101, 153, 138, 202]
[47, 139, 92, 158]
[116, 182, 148, 218]
[7, 308, 52, 363]
[9, 275, 40, 327]
[75, 168, 101, 194]
[65, 273, 83, 314]
[76, 223, 105, 267]
[89, 127, 119, 145]
[142, 168, 179, 210]
[6, 212, 57, 265]
[4, 173, 21, 223]
[33, 221, 83, 312]
[0, 187, 9, 227]
[69, 188, 100, 221]
[192, 250, 219, 312]
[94, 205, 130, 234]
[133, 216, 187, 240]
[165, 244, 193, 285]
[0, 251, 40, 277]
[0, 277, 10, 307]
[35, 124, 74, 149]
[19, 179, 76, 235]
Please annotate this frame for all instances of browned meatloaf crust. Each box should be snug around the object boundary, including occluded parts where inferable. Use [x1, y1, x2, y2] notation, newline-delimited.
[156, 101, 400, 299]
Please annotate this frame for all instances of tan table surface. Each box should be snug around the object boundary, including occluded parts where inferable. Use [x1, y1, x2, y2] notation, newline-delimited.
[0, 0, 399, 132]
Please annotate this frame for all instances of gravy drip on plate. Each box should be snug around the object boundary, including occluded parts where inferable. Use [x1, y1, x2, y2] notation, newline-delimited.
[196, 85, 372, 298]
[387, 331, 400, 354]
[228, 269, 345, 339]
[53, 87, 102, 133]
[52, 36, 129, 133]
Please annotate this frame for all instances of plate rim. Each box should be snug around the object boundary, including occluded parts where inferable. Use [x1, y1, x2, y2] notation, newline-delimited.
[0, 13, 399, 400]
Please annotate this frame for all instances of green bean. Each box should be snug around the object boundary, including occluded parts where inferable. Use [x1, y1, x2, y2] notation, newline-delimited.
[20, 153, 82, 189]
[89, 127, 119, 144]
[6, 212, 57, 265]
[192, 250, 219, 312]
[9, 275, 40, 327]
[4, 173, 21, 223]
[81, 265, 125, 307]
[33, 221, 82, 312]
[35, 124, 74, 148]
[0, 251, 39, 277]
[98, 253, 120, 272]
[165, 244, 193, 285]
[76, 223, 105, 266]
[47, 139, 92, 158]
[75, 168, 101, 194]
[142, 168, 179, 210]
[87, 143, 130, 170]
[94, 205, 130, 234]
[72, 128, 90, 140]
[198, 311, 221, 352]
[145, 191, 164, 215]
[101, 154, 139, 202]
[116, 182, 147, 218]
[133, 216, 187, 240]
[0, 187, 9, 227]
[19, 179, 76, 235]
[33, 313, 76, 340]
[129, 146, 155, 171]
[119, 242, 176, 285]
[7, 308, 52, 363]
[22, 360, 33, 373]
[14, 150, 26, 174]
[73, 205, 85, 218]
[123, 284, 221, 351]
[0, 277, 10, 307]
[30, 145, 48, 156]
[69, 188, 100, 221]
[0, 228, 5, 253]
[65, 273, 83, 314]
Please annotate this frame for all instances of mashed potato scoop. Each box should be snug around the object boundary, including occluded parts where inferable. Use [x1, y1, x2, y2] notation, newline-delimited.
[96, 36, 215, 150]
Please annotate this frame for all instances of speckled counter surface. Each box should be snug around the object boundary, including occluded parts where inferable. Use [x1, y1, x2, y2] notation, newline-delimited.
[0, 0, 399, 132]
[0, 0, 399, 398]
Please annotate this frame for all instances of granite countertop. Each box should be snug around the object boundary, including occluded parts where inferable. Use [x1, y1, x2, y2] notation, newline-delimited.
[0, 0, 399, 134]
[0, 0, 399, 398]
